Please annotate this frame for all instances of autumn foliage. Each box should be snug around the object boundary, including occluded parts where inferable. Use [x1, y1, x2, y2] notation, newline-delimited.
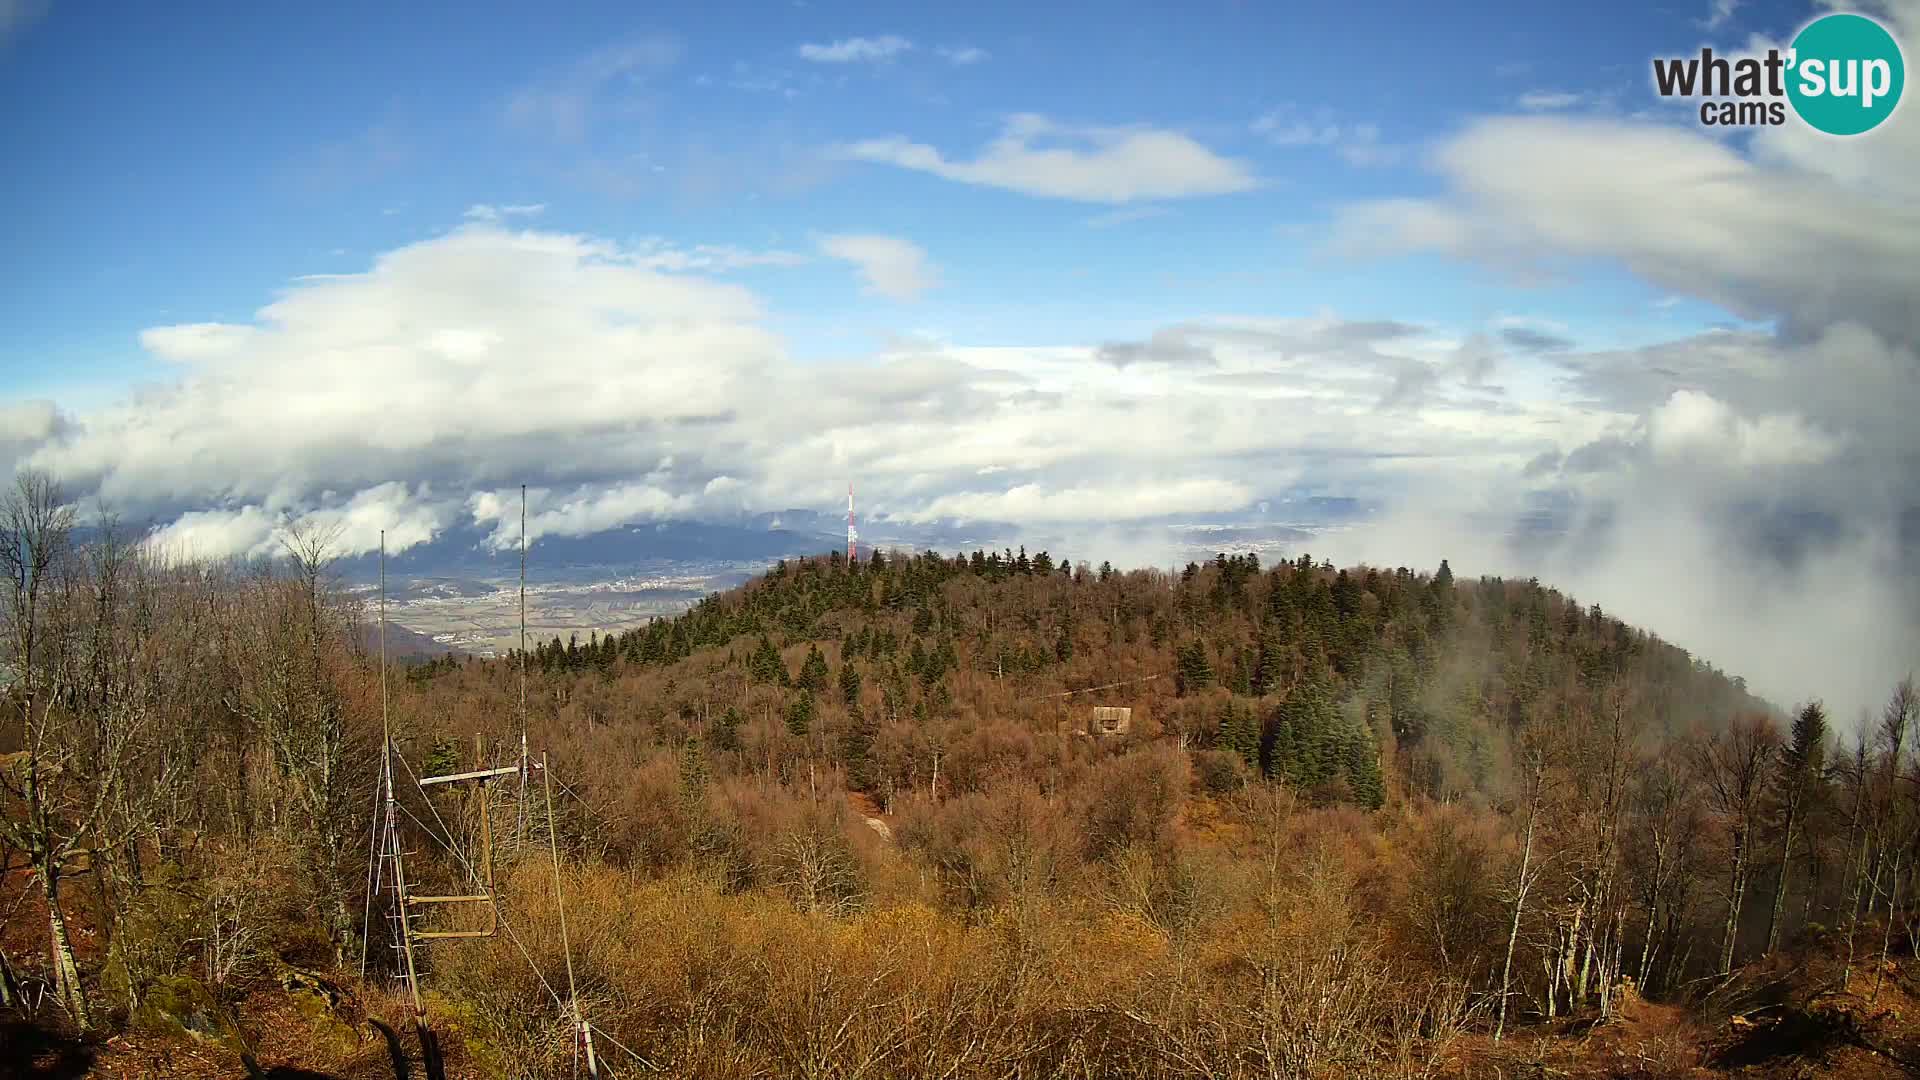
[6, 474, 1920, 1078]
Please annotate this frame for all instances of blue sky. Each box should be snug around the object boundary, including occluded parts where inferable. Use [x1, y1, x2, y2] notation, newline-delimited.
[0, 0, 1794, 399]
[2, 0, 1915, 711]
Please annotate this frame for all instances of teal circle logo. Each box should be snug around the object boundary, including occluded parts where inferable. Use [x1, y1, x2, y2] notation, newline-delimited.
[1787, 13, 1904, 135]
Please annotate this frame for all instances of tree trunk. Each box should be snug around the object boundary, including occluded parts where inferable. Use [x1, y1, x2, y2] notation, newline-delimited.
[1873, 848, 1904, 1003]
[1495, 771, 1540, 1042]
[43, 869, 92, 1030]
[1765, 803, 1798, 955]
[1842, 809, 1872, 988]
[1721, 835, 1748, 974]
[1638, 889, 1661, 989]
[1574, 903, 1593, 1005]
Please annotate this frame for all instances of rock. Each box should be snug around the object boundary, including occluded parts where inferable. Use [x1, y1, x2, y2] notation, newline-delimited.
[131, 974, 247, 1054]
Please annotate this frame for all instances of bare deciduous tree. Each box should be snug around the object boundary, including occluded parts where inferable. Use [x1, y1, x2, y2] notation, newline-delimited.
[1692, 713, 1779, 975]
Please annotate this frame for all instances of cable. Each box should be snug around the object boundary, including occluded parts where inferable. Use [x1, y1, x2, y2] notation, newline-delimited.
[357, 757, 385, 978]
[1021, 672, 1164, 702]
[545, 751, 598, 1077]
[589, 1023, 662, 1073]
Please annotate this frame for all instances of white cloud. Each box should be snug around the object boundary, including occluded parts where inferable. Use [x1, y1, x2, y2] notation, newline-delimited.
[1644, 389, 1841, 469]
[1702, 0, 1739, 30]
[138, 323, 258, 363]
[146, 506, 281, 563]
[1330, 114, 1920, 342]
[463, 203, 547, 221]
[143, 483, 451, 561]
[839, 113, 1257, 203]
[1319, 38, 1920, 715]
[1252, 105, 1401, 167]
[10, 225, 1559, 560]
[797, 35, 911, 63]
[470, 481, 699, 549]
[629, 237, 809, 273]
[907, 479, 1256, 523]
[816, 233, 938, 300]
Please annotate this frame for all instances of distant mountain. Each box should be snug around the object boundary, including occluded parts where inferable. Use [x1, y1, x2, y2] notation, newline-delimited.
[356, 619, 463, 659]
[332, 518, 843, 584]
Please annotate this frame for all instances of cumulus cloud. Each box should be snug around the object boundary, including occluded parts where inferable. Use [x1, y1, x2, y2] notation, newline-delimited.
[0, 400, 68, 476]
[816, 233, 938, 300]
[797, 35, 911, 63]
[1644, 389, 1842, 470]
[470, 481, 700, 549]
[907, 479, 1256, 524]
[138, 323, 259, 362]
[7, 224, 1564, 576]
[1322, 5, 1920, 715]
[838, 113, 1257, 203]
[143, 483, 451, 562]
[1330, 113, 1920, 344]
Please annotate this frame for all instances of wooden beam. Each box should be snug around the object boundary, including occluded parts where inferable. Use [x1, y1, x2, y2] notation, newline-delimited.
[418, 764, 521, 787]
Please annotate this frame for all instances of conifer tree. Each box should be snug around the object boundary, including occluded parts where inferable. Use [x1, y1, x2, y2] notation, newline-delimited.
[1221, 701, 1260, 767]
[786, 692, 814, 736]
[798, 643, 831, 693]
[1253, 623, 1285, 696]
[843, 707, 876, 791]
[1175, 640, 1214, 696]
[713, 706, 743, 752]
[1343, 720, 1385, 809]
[838, 659, 862, 707]
[678, 735, 710, 811]
[749, 635, 787, 685]
[1765, 700, 1828, 952]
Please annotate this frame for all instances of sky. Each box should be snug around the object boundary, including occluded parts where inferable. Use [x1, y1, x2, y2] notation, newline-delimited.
[1, 0, 1916, 717]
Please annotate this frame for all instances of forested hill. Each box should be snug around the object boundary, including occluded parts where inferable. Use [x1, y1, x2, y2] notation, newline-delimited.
[21, 516, 1914, 1080]
[513, 547, 1768, 811]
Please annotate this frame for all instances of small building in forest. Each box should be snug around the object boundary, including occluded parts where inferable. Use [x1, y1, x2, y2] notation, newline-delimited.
[1089, 706, 1133, 737]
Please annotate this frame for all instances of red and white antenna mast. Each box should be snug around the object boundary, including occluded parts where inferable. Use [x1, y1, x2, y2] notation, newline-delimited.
[847, 483, 858, 563]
